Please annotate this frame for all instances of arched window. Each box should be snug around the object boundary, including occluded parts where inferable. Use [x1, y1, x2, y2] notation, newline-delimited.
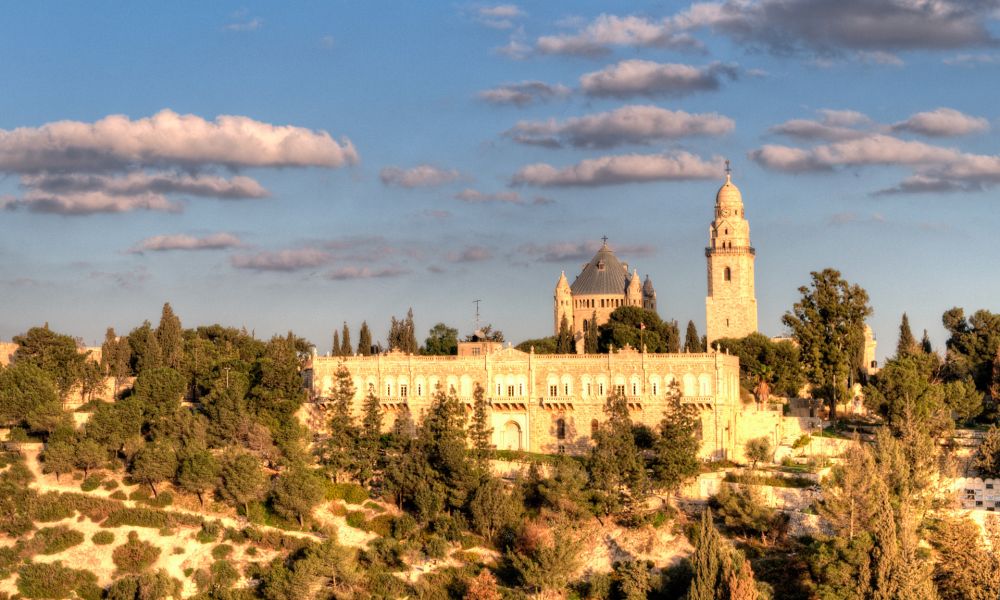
[724, 267, 731, 281]
[556, 418, 566, 440]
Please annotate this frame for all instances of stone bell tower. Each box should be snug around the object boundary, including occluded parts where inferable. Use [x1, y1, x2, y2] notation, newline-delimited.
[705, 163, 757, 346]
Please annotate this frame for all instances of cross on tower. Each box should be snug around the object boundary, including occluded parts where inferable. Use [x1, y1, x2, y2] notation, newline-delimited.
[725, 159, 731, 176]
[601, 235, 609, 246]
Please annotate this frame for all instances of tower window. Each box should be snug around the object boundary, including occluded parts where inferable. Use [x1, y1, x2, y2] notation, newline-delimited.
[556, 418, 566, 440]
[724, 267, 731, 281]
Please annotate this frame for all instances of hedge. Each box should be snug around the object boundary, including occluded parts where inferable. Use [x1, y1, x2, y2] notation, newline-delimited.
[16, 561, 99, 599]
[102, 507, 203, 529]
[33, 525, 85, 555]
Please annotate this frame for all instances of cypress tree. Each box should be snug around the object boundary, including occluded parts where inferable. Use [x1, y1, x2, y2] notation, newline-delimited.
[556, 315, 575, 353]
[358, 321, 372, 356]
[685, 320, 703, 352]
[156, 303, 183, 369]
[585, 311, 599, 354]
[356, 390, 382, 485]
[897, 313, 917, 357]
[688, 509, 723, 600]
[920, 330, 933, 355]
[405, 308, 418, 354]
[317, 363, 358, 481]
[341, 322, 352, 356]
[468, 383, 493, 464]
[332, 331, 341, 357]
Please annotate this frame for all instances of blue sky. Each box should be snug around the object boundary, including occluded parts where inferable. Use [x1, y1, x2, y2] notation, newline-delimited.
[1, 1, 998, 361]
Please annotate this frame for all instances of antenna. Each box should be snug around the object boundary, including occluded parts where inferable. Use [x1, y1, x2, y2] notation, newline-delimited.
[473, 299, 481, 332]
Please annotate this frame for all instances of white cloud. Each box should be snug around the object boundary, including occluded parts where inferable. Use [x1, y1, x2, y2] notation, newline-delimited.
[448, 245, 493, 262]
[536, 14, 700, 56]
[455, 188, 523, 203]
[225, 17, 263, 32]
[379, 165, 461, 188]
[327, 266, 409, 280]
[477, 81, 571, 107]
[507, 105, 734, 149]
[512, 151, 722, 187]
[15, 191, 181, 215]
[130, 233, 243, 254]
[580, 60, 738, 98]
[22, 172, 268, 199]
[475, 4, 525, 29]
[769, 109, 874, 141]
[231, 248, 331, 272]
[892, 107, 990, 137]
[750, 135, 962, 172]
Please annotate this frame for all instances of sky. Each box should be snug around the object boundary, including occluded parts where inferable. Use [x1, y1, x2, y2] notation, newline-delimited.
[1, 1, 999, 362]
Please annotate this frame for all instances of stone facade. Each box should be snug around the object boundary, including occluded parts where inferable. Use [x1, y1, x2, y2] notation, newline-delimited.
[309, 347, 753, 460]
[705, 172, 758, 346]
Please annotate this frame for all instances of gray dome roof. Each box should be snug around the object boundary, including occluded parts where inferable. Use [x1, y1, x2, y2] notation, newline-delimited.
[570, 243, 629, 295]
[642, 275, 655, 295]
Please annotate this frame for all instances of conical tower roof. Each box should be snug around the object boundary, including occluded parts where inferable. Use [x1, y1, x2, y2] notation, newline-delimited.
[570, 241, 629, 295]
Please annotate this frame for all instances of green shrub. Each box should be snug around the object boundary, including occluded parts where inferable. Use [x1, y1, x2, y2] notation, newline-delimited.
[16, 561, 98, 599]
[197, 520, 223, 543]
[103, 479, 120, 491]
[345, 511, 366, 529]
[173, 546, 185, 555]
[326, 482, 368, 504]
[364, 500, 386, 513]
[102, 507, 202, 529]
[391, 514, 418, 540]
[33, 492, 121, 523]
[184, 567, 194, 577]
[0, 545, 20, 579]
[211, 544, 233, 560]
[329, 501, 348, 516]
[92, 530, 115, 545]
[112, 531, 161, 574]
[110, 490, 127, 500]
[33, 525, 85, 554]
[366, 514, 394, 537]
[423, 534, 449, 560]
[158, 527, 174, 537]
[223, 526, 248, 544]
[80, 475, 104, 492]
[245, 546, 258, 557]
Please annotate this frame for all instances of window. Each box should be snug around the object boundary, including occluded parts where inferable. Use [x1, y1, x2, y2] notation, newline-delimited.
[496, 384, 501, 396]
[417, 384, 423, 396]
[386, 384, 392, 396]
[599, 383, 605, 396]
[724, 267, 731, 281]
[556, 418, 566, 439]
[558, 444, 565, 454]
[586, 383, 592, 396]
[507, 385, 515, 397]
[652, 383, 658, 395]
[632, 383, 638, 395]
[471, 347, 480, 356]
[549, 384, 558, 396]
[615, 384, 625, 395]
[400, 384, 408, 398]
[519, 383, 524, 395]
[563, 383, 570, 395]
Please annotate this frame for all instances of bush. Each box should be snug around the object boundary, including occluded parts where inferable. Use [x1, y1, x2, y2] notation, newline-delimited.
[197, 520, 223, 544]
[80, 475, 103, 492]
[92, 530, 115, 545]
[423, 534, 449, 560]
[113, 531, 162, 574]
[211, 544, 233, 560]
[391, 514, 418, 540]
[345, 511, 367, 529]
[364, 500, 386, 513]
[366, 514, 394, 537]
[103, 479, 120, 491]
[110, 490, 128, 500]
[16, 561, 98, 599]
[326, 482, 368, 504]
[102, 507, 202, 530]
[33, 525, 85, 554]
[329, 501, 348, 516]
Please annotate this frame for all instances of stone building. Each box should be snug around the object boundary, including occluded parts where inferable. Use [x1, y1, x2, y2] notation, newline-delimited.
[309, 345, 747, 460]
[705, 169, 758, 346]
[554, 240, 656, 353]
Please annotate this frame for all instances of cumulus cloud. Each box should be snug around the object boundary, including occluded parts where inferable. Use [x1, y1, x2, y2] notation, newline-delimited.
[0, 109, 355, 215]
[872, 174, 972, 195]
[231, 248, 331, 272]
[536, 14, 701, 56]
[477, 81, 571, 107]
[455, 188, 523, 204]
[512, 151, 722, 187]
[518, 240, 657, 262]
[380, 165, 461, 188]
[448, 245, 493, 263]
[507, 105, 734, 149]
[580, 60, 738, 98]
[225, 17, 263, 32]
[891, 108, 990, 137]
[541, 2, 999, 58]
[129, 233, 242, 254]
[475, 4, 525, 29]
[750, 135, 962, 172]
[769, 109, 874, 141]
[327, 266, 409, 280]
[943, 53, 1000, 65]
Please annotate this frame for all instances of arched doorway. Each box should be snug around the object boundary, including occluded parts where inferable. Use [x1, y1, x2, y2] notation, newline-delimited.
[503, 421, 522, 451]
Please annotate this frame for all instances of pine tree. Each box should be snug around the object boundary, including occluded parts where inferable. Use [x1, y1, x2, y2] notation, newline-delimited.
[556, 315, 574, 354]
[156, 303, 184, 369]
[220, 452, 267, 516]
[101, 327, 131, 397]
[921, 330, 933, 354]
[585, 311, 599, 354]
[688, 509, 723, 600]
[177, 449, 220, 506]
[587, 391, 646, 516]
[131, 440, 178, 498]
[685, 321, 703, 352]
[649, 386, 700, 493]
[990, 345, 1000, 401]
[356, 391, 382, 485]
[332, 331, 341, 357]
[357, 321, 373, 356]
[897, 313, 917, 357]
[317, 363, 358, 482]
[468, 383, 493, 464]
[340, 322, 352, 356]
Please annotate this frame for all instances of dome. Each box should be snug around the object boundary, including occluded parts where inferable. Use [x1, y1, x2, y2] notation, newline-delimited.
[570, 242, 629, 295]
[715, 173, 743, 207]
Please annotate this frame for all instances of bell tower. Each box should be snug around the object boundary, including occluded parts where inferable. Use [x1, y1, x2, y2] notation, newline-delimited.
[705, 162, 757, 346]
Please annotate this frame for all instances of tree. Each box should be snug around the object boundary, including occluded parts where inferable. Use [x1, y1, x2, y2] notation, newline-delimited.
[863, 353, 954, 434]
[355, 390, 383, 485]
[106, 570, 181, 600]
[648, 388, 701, 494]
[42, 438, 77, 481]
[816, 443, 877, 541]
[469, 477, 521, 541]
[973, 426, 1000, 478]
[177, 449, 220, 506]
[468, 383, 493, 464]
[131, 440, 178, 497]
[597, 306, 680, 353]
[897, 313, 917, 357]
[101, 327, 131, 398]
[508, 523, 582, 594]
[357, 321, 373, 356]
[713, 485, 784, 545]
[12, 326, 87, 396]
[332, 330, 341, 357]
[928, 516, 1000, 600]
[419, 386, 476, 512]
[0, 362, 63, 432]
[340, 322, 352, 357]
[113, 531, 161, 574]
[131, 367, 186, 437]
[556, 315, 575, 353]
[220, 452, 267, 515]
[156, 303, 184, 369]
[424, 323, 459, 356]
[941, 307, 1000, 392]
[615, 560, 651, 600]
[688, 509, 762, 600]
[317, 363, 358, 482]
[685, 321, 704, 353]
[716, 333, 804, 398]
[388, 308, 420, 353]
[782, 269, 872, 421]
[465, 324, 504, 343]
[585, 311, 599, 354]
[271, 467, 326, 527]
[75, 437, 106, 477]
[465, 569, 502, 600]
[127, 321, 163, 374]
[587, 391, 646, 516]
[514, 337, 557, 354]
[921, 330, 933, 355]
[744, 436, 771, 470]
